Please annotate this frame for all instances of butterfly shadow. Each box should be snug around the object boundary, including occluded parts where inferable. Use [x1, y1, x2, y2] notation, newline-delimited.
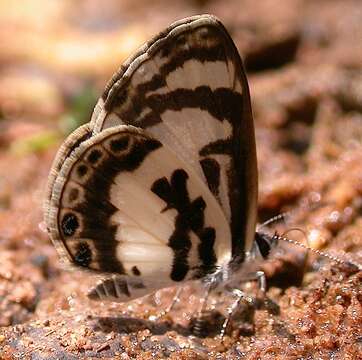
[91, 315, 192, 337]
[90, 296, 285, 339]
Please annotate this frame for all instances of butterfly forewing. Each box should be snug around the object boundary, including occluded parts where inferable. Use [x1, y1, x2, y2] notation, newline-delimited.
[47, 126, 232, 288]
[91, 15, 258, 260]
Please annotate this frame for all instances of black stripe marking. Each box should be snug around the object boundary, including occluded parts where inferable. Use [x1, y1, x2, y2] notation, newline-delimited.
[151, 169, 217, 281]
[138, 86, 249, 260]
[135, 87, 239, 128]
[200, 158, 220, 197]
[159, 45, 225, 83]
[104, 23, 228, 110]
[199, 139, 233, 156]
[151, 170, 191, 281]
[197, 227, 217, 277]
[111, 85, 249, 262]
[101, 15, 206, 101]
[143, 87, 197, 123]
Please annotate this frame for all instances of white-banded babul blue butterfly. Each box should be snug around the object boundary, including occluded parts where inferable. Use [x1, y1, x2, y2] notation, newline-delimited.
[44, 14, 357, 336]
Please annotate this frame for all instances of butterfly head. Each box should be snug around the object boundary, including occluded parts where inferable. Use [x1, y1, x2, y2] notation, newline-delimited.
[253, 228, 362, 272]
[253, 231, 280, 259]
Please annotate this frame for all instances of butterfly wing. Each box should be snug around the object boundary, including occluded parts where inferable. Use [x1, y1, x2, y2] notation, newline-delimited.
[91, 15, 257, 260]
[44, 124, 92, 229]
[46, 125, 232, 299]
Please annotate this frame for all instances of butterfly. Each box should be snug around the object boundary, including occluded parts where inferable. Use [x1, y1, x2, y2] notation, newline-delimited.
[44, 14, 279, 320]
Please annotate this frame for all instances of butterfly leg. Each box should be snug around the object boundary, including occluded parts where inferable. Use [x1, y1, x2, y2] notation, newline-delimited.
[191, 281, 215, 336]
[220, 288, 254, 339]
[165, 286, 183, 313]
[246, 270, 279, 312]
[220, 271, 267, 338]
[249, 270, 267, 294]
[198, 282, 213, 317]
[161, 286, 184, 317]
[150, 286, 184, 321]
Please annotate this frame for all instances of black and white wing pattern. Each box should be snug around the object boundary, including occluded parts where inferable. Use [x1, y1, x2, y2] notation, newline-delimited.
[47, 126, 232, 298]
[91, 15, 258, 260]
[45, 15, 258, 302]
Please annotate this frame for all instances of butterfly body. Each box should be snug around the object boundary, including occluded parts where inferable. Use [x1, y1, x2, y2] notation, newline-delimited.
[45, 15, 264, 304]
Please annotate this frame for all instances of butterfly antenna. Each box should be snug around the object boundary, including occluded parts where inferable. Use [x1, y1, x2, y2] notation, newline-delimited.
[281, 227, 310, 247]
[276, 234, 362, 272]
[259, 195, 326, 231]
[258, 211, 292, 230]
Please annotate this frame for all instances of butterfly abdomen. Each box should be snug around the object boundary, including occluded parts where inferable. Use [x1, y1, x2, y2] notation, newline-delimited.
[88, 275, 147, 302]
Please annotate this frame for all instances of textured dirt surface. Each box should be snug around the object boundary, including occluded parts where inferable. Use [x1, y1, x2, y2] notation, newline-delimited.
[0, 0, 361, 359]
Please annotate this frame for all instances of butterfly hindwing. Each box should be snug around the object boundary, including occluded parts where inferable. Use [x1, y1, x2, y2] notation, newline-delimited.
[44, 124, 92, 229]
[91, 15, 257, 259]
[47, 126, 232, 292]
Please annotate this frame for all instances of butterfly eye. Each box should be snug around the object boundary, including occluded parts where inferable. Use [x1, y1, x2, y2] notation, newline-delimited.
[254, 232, 272, 259]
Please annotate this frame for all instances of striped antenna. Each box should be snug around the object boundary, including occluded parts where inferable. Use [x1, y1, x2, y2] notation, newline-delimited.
[276, 234, 362, 272]
[257, 210, 361, 272]
[258, 195, 325, 231]
[258, 212, 292, 229]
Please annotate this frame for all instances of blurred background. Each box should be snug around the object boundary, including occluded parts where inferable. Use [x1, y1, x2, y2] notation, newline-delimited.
[0, 0, 361, 357]
[1, 0, 361, 149]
